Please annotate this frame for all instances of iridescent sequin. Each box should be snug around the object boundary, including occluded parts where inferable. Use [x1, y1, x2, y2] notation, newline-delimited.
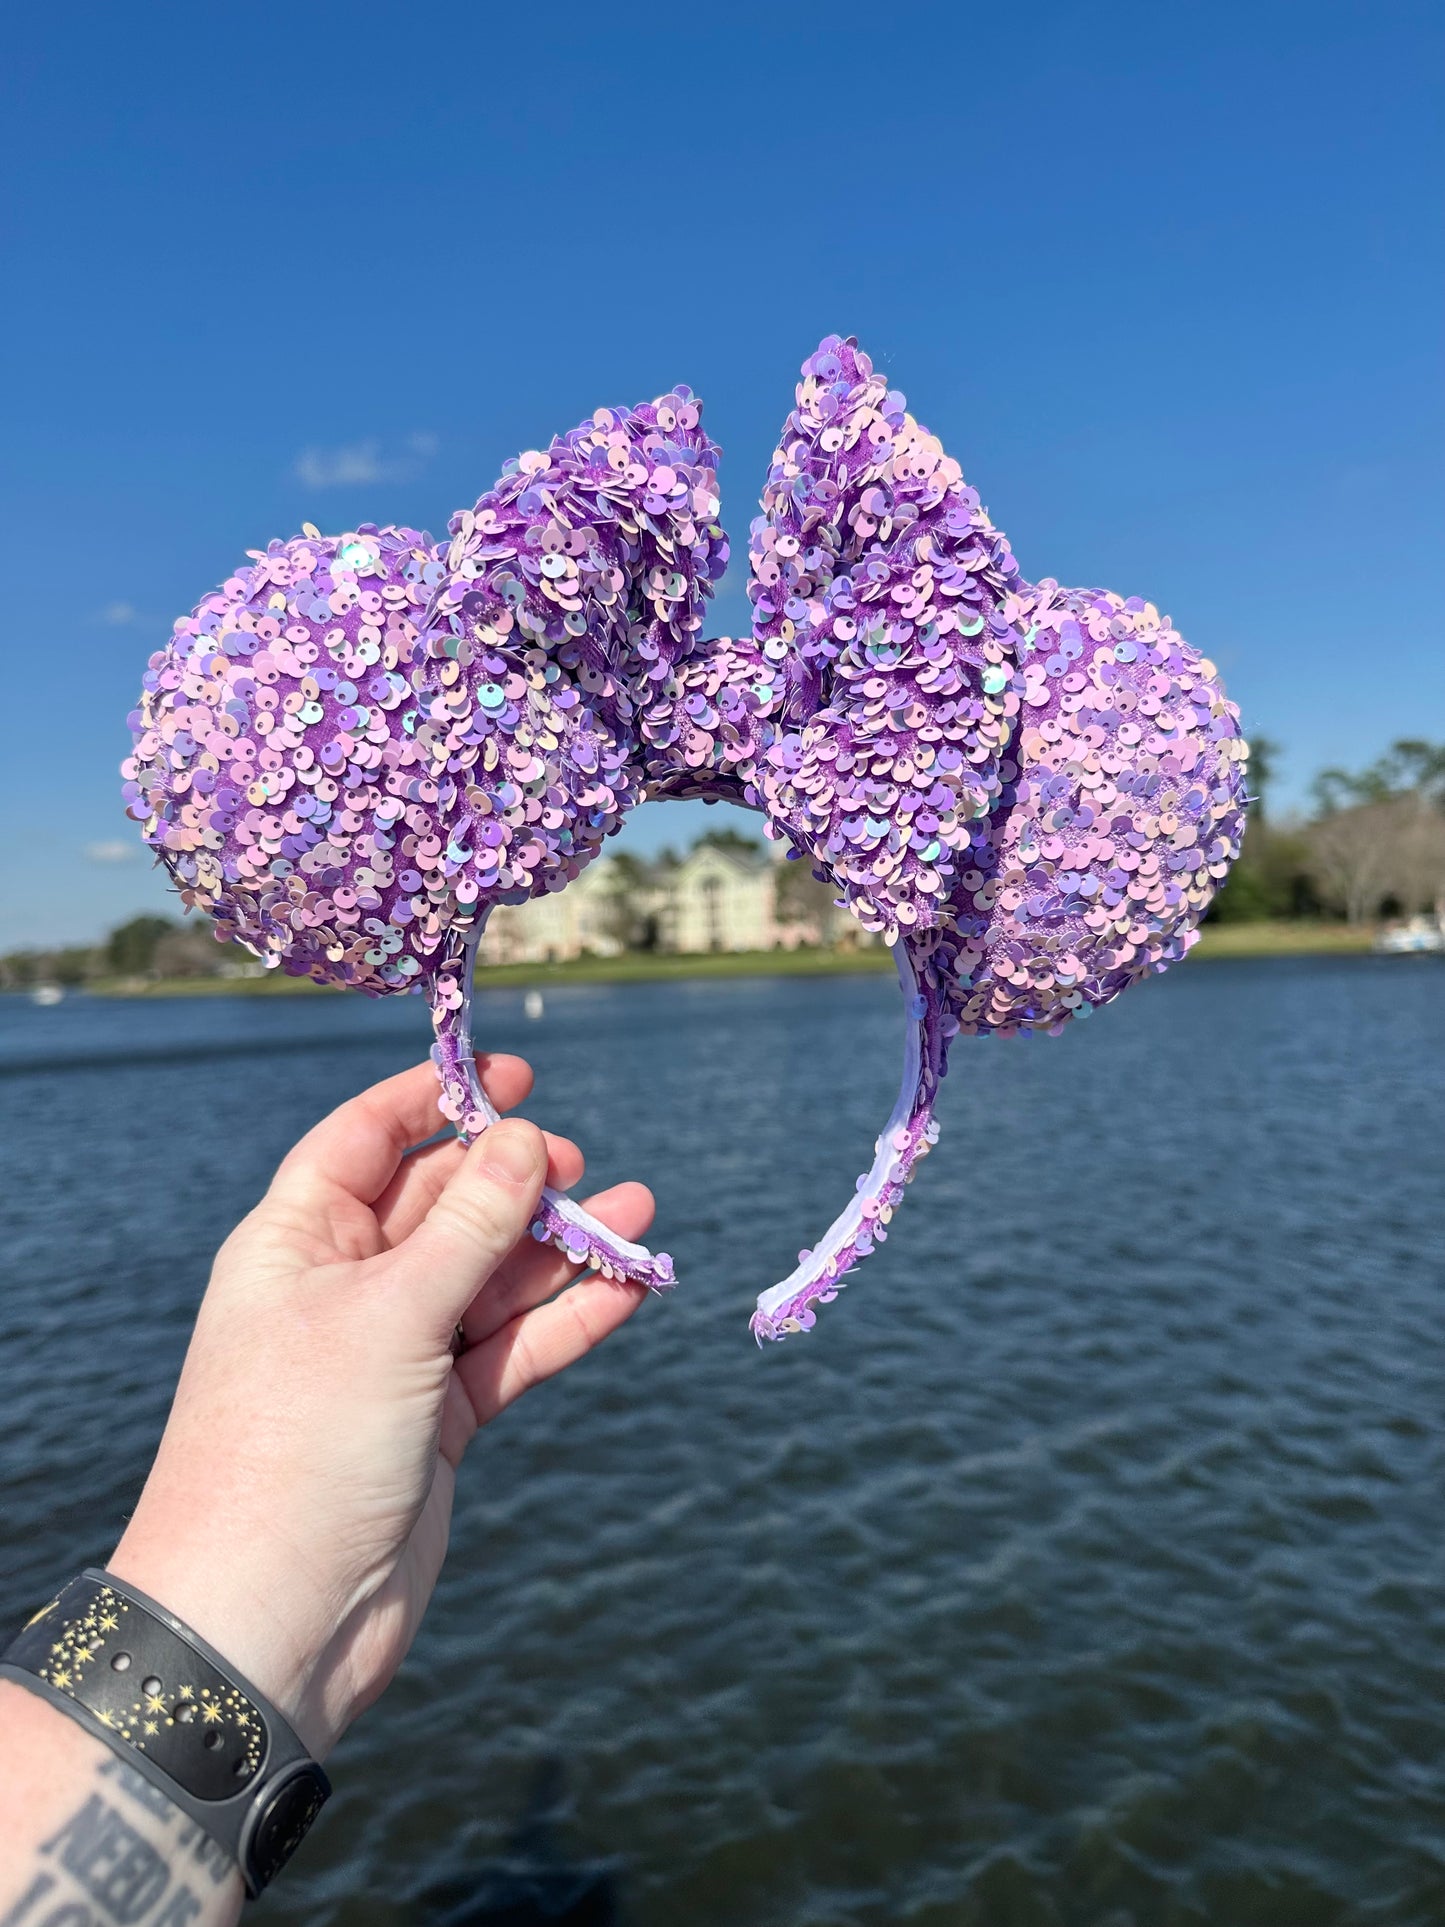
[123, 340, 1246, 1344]
[124, 388, 727, 1292]
[638, 338, 1248, 1339]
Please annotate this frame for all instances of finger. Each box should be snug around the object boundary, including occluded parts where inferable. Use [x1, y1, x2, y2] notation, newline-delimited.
[273, 1054, 534, 1208]
[387, 1118, 548, 1343]
[373, 1130, 587, 1249]
[459, 1182, 655, 1344]
[455, 1273, 648, 1428]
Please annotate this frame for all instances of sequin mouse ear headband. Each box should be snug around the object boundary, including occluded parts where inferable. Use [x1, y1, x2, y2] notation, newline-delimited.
[124, 337, 1248, 1339]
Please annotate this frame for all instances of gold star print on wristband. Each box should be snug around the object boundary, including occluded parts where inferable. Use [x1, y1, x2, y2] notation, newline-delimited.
[31, 1583, 265, 1778]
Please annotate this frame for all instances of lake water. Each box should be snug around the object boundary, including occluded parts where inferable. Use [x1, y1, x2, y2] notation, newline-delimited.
[1, 958, 1442, 1926]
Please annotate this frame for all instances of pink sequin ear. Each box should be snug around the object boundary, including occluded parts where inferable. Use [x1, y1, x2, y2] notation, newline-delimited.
[740, 335, 1023, 942]
[735, 337, 1250, 1342]
[942, 582, 1249, 1037]
[123, 524, 455, 990]
[124, 387, 730, 1299]
[746, 578, 1249, 1340]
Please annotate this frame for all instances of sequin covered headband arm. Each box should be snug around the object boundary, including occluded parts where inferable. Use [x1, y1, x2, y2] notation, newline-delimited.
[124, 338, 1248, 1341]
[124, 393, 727, 1293]
[641, 336, 1249, 1338]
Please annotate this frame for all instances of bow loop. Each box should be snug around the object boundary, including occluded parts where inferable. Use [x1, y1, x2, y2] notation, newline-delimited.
[743, 336, 1024, 942]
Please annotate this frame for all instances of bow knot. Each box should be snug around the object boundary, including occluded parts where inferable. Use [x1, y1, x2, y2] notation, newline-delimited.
[124, 336, 1248, 1341]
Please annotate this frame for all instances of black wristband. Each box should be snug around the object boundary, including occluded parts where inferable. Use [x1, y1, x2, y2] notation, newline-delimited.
[0, 1570, 330, 1898]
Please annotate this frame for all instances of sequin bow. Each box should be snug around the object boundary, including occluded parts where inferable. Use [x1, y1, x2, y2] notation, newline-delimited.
[124, 338, 1248, 1338]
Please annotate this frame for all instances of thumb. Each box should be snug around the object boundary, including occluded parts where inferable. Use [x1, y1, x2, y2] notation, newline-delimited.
[394, 1119, 548, 1343]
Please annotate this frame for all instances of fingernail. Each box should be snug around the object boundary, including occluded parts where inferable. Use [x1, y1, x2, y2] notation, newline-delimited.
[479, 1121, 542, 1188]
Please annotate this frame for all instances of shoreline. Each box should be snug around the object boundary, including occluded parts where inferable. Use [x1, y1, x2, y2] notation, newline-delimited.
[64, 921, 1385, 996]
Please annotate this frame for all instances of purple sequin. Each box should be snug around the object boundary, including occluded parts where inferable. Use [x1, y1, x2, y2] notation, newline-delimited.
[123, 340, 1247, 1341]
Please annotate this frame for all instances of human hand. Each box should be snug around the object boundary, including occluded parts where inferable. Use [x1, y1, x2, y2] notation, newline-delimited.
[106, 1055, 653, 1760]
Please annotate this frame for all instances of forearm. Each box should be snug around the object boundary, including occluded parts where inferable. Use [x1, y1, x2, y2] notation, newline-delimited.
[0, 1681, 242, 1927]
[0, 1068, 645, 1918]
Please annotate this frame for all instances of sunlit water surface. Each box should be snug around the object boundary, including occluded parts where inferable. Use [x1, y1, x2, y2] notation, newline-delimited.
[1, 958, 1442, 1926]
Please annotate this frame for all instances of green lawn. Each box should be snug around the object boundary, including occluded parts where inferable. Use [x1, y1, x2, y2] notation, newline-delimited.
[89, 921, 1380, 996]
[1191, 919, 1377, 959]
[93, 945, 897, 996]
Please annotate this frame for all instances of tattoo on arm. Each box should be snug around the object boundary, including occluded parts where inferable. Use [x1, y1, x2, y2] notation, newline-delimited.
[2, 1756, 226, 1927]
[97, 1765, 228, 1889]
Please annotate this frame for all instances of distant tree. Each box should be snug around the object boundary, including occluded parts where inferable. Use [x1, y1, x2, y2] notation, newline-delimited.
[774, 854, 839, 944]
[1305, 738, 1445, 922]
[0, 950, 39, 990]
[153, 923, 228, 979]
[1380, 739, 1445, 805]
[595, 853, 657, 951]
[695, 827, 763, 858]
[1306, 796, 1445, 923]
[1208, 819, 1319, 923]
[105, 914, 175, 977]
[1246, 733, 1281, 823]
[1208, 737, 1317, 923]
[1385, 793, 1445, 913]
[1313, 738, 1445, 814]
[25, 946, 99, 987]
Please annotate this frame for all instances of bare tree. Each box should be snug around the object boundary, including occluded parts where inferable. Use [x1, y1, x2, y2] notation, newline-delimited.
[1306, 737, 1445, 922]
[153, 923, 229, 978]
[1383, 792, 1445, 913]
[593, 854, 659, 951]
[1306, 796, 1445, 923]
[774, 855, 840, 946]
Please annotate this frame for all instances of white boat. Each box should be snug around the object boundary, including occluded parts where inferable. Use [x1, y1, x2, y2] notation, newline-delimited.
[30, 983, 65, 1006]
[524, 989, 545, 1020]
[1374, 915, 1445, 956]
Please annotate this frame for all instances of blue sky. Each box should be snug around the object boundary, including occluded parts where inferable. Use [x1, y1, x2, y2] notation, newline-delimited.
[2, 0, 1440, 947]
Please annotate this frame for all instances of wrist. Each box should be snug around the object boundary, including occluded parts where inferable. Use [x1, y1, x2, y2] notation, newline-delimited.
[106, 1525, 339, 1761]
[0, 1567, 332, 1906]
[0, 1679, 245, 1926]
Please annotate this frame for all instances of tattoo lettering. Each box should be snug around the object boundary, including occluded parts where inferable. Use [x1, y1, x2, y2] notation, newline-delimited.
[40, 1797, 168, 1924]
[0, 1873, 57, 1927]
[166, 1829, 227, 1893]
[6, 1758, 229, 1927]
[100, 1763, 228, 1891]
[95, 1764, 172, 1824]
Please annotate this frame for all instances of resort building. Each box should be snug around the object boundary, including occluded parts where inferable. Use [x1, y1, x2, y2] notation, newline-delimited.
[475, 838, 868, 964]
[476, 859, 629, 965]
[659, 841, 779, 953]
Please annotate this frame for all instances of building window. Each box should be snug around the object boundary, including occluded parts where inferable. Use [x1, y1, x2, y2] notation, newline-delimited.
[701, 874, 724, 951]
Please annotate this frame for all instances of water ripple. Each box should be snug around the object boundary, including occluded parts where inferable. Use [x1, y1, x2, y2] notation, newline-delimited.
[1, 959, 1442, 1924]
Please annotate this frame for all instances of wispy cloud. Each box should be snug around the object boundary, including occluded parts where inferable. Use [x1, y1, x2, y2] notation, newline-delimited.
[293, 431, 438, 490]
[84, 840, 137, 864]
[100, 601, 140, 626]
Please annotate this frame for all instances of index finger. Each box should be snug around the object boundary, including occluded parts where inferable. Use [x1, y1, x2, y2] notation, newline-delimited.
[272, 1053, 535, 1207]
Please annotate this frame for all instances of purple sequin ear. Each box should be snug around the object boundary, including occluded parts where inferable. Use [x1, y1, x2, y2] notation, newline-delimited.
[733, 339, 1249, 1341]
[124, 388, 728, 1296]
[941, 581, 1249, 1037]
[421, 388, 727, 1285]
[640, 630, 771, 803]
[123, 524, 451, 985]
